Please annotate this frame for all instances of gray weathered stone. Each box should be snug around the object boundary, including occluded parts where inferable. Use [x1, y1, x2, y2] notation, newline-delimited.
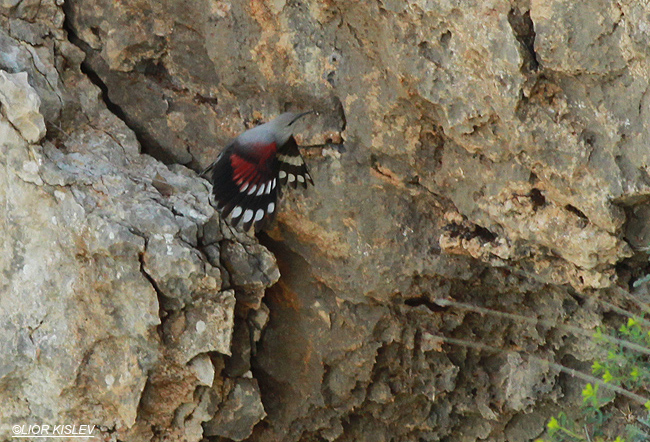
[0, 13, 279, 440]
[3, 0, 650, 441]
[188, 354, 215, 387]
[203, 378, 266, 441]
[165, 293, 236, 363]
[0, 70, 45, 142]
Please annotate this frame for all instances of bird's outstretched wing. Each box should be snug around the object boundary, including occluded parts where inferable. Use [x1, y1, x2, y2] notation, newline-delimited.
[277, 136, 314, 189]
[210, 141, 280, 231]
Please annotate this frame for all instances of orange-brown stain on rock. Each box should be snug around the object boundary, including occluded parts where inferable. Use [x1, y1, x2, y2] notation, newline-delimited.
[265, 278, 301, 312]
[247, 0, 298, 83]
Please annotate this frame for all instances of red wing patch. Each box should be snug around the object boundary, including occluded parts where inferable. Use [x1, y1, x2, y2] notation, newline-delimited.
[211, 137, 311, 232]
[214, 146, 281, 231]
[230, 154, 258, 186]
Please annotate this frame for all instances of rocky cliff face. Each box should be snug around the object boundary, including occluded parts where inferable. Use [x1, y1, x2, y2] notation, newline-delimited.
[2, 1, 649, 441]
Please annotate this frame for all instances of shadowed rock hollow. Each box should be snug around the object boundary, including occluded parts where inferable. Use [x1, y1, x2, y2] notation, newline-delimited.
[2, 1, 650, 441]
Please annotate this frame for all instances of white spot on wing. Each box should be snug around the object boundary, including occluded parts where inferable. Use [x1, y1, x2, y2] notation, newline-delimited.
[288, 173, 296, 183]
[256, 183, 265, 196]
[247, 184, 257, 195]
[265, 182, 272, 194]
[243, 209, 254, 223]
[254, 209, 264, 222]
[240, 182, 249, 192]
[267, 202, 275, 214]
[297, 175, 305, 183]
[279, 171, 287, 179]
[231, 206, 243, 218]
[271, 178, 277, 189]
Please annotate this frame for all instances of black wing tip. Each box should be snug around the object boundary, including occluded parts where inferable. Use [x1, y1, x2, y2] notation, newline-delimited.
[218, 190, 279, 233]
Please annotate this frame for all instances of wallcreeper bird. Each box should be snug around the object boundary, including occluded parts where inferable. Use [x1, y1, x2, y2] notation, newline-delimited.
[204, 112, 314, 231]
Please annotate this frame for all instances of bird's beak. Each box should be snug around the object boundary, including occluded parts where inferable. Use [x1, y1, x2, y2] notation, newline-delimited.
[290, 110, 315, 125]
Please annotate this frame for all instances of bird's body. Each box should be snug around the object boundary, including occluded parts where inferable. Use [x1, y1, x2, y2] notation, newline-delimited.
[206, 112, 314, 231]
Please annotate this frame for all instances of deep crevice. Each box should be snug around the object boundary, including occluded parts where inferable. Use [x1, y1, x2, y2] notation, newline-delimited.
[137, 243, 169, 340]
[61, 4, 131, 127]
[508, 7, 539, 73]
[565, 204, 589, 228]
[529, 188, 546, 211]
[138, 253, 163, 300]
[62, 2, 172, 163]
[404, 296, 447, 312]
[334, 94, 347, 134]
[443, 222, 497, 243]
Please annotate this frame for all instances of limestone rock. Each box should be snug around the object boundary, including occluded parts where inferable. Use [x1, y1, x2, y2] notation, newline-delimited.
[0, 14, 278, 440]
[0, 29, 66, 123]
[188, 354, 215, 387]
[203, 378, 267, 441]
[60, 0, 650, 437]
[164, 293, 236, 363]
[221, 240, 280, 308]
[143, 234, 222, 311]
[2, 0, 650, 441]
[0, 70, 45, 142]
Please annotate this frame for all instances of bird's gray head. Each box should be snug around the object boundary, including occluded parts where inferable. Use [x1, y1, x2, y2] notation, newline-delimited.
[239, 111, 312, 146]
[268, 111, 313, 144]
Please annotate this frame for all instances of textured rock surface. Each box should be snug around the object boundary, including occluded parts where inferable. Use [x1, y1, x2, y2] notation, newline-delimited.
[2, 0, 650, 441]
[0, 3, 275, 440]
